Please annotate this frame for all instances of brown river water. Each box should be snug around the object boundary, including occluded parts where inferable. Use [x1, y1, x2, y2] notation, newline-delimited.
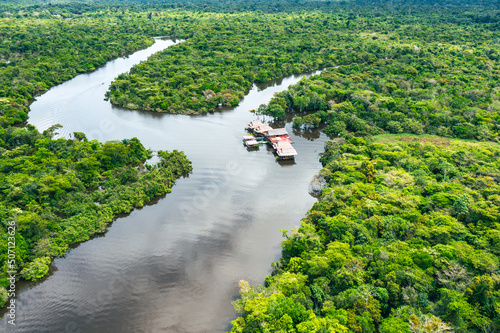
[0, 38, 327, 333]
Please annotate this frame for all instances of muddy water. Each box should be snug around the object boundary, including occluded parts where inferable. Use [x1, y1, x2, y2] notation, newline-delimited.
[1, 38, 327, 332]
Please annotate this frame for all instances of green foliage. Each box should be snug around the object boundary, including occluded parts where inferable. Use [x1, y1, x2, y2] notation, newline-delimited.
[231, 280, 349, 333]
[257, 11, 500, 142]
[0, 287, 7, 308]
[379, 317, 411, 333]
[3, 2, 500, 329]
[0, 14, 155, 126]
[231, 136, 500, 332]
[0, 134, 192, 287]
[20, 256, 51, 281]
[0, 8, 194, 294]
[106, 11, 357, 113]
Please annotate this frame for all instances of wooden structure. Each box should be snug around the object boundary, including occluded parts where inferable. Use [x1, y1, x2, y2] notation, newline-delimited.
[245, 120, 298, 160]
[274, 141, 298, 160]
[247, 120, 263, 130]
[254, 124, 273, 136]
[247, 120, 276, 136]
[266, 128, 288, 137]
[243, 135, 259, 148]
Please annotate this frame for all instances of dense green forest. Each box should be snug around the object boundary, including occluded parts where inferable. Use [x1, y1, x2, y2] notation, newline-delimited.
[231, 136, 500, 332]
[0, 12, 158, 126]
[262, 58, 500, 142]
[106, 12, 339, 112]
[255, 15, 500, 143]
[106, 3, 500, 116]
[1, 1, 500, 331]
[0, 7, 193, 307]
[224, 2, 500, 332]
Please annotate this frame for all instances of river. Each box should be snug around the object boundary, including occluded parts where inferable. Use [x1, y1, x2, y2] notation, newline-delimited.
[1, 38, 328, 333]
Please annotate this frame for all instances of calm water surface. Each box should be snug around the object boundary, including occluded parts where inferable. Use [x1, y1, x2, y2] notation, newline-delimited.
[1, 38, 327, 333]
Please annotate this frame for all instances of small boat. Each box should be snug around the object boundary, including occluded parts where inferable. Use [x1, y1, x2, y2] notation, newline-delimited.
[243, 135, 260, 148]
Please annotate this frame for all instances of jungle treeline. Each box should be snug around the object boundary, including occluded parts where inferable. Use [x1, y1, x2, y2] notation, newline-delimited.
[0, 1, 499, 332]
[231, 135, 500, 332]
[0, 4, 193, 307]
[227, 2, 500, 332]
[105, 5, 500, 117]
[2, 0, 500, 119]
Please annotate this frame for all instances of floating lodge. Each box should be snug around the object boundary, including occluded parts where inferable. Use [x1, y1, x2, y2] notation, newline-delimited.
[242, 135, 260, 148]
[245, 120, 298, 160]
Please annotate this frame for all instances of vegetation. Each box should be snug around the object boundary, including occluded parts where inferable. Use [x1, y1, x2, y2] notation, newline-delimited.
[106, 12, 341, 113]
[1, 2, 500, 331]
[106, 2, 500, 118]
[0, 127, 192, 305]
[230, 136, 500, 332]
[226, 2, 500, 332]
[258, 14, 500, 143]
[0, 126, 192, 274]
[0, 14, 157, 126]
[0, 8, 193, 308]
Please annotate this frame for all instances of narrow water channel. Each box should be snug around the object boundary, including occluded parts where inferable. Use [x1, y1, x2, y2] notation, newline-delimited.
[1, 38, 328, 333]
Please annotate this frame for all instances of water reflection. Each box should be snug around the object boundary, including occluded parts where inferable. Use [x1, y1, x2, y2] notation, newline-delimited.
[292, 127, 324, 141]
[2, 39, 328, 333]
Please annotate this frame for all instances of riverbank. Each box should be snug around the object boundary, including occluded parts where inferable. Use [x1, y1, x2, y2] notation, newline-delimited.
[1, 35, 327, 330]
[0, 37, 189, 312]
[229, 133, 500, 331]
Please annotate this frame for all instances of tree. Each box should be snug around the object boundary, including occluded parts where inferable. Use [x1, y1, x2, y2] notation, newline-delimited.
[361, 161, 376, 183]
